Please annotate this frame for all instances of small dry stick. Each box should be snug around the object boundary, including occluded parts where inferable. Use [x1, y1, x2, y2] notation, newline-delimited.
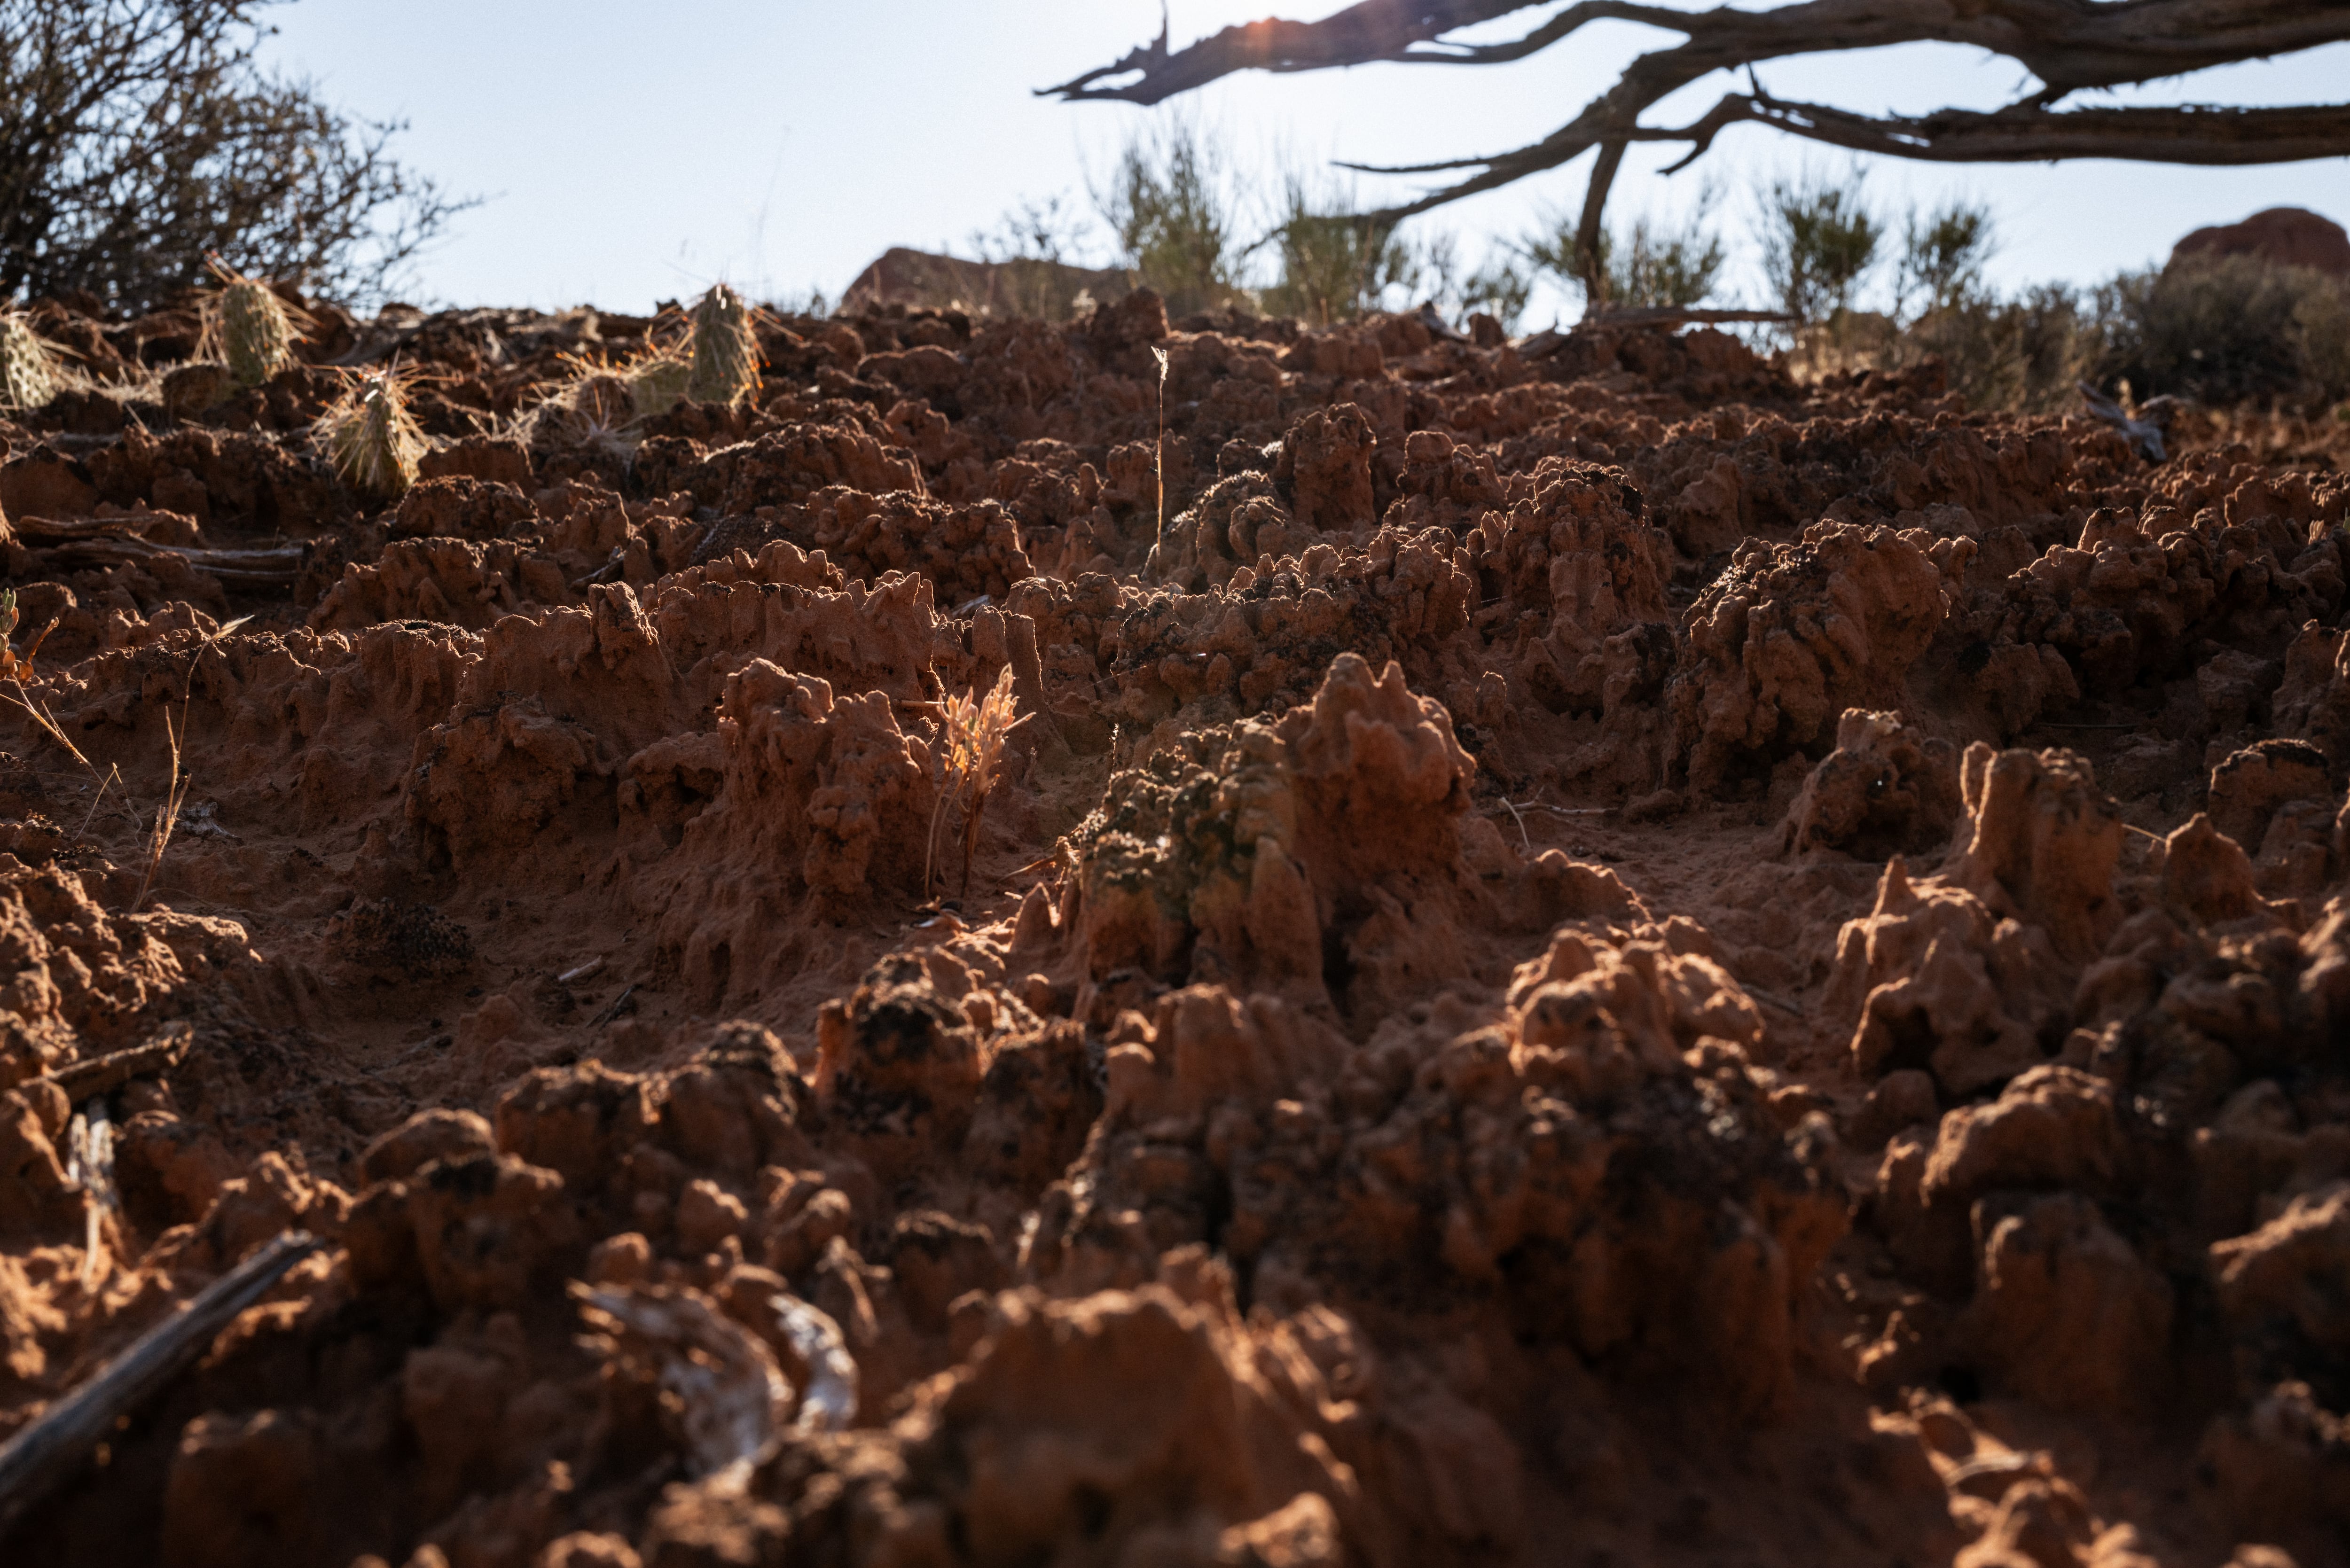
[131, 708, 188, 913]
[0, 1230, 318, 1536]
[1151, 344, 1170, 563]
[38, 1022, 193, 1102]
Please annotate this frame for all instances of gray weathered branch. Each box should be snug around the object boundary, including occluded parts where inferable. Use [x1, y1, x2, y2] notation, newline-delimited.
[1045, 0, 2350, 230]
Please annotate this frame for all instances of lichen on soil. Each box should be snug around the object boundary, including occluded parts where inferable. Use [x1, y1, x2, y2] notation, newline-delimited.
[2, 285, 2349, 1568]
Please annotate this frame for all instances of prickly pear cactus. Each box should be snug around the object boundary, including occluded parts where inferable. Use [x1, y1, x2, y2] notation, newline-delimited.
[0, 314, 59, 412]
[321, 369, 424, 498]
[685, 284, 761, 407]
[628, 350, 692, 418]
[222, 277, 297, 388]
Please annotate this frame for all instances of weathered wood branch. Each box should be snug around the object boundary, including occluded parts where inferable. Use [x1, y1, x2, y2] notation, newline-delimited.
[1045, 0, 2350, 228]
[0, 1231, 318, 1538]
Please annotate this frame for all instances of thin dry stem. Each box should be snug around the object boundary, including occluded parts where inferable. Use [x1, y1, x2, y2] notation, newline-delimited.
[1152, 346, 1171, 563]
[131, 708, 187, 913]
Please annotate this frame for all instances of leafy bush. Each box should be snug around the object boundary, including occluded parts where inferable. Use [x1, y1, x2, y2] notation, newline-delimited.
[1094, 121, 1250, 317]
[1521, 200, 1725, 308]
[0, 0, 468, 312]
[1261, 181, 1416, 326]
[1897, 198, 1995, 317]
[2088, 256, 2350, 407]
[1757, 169, 1884, 323]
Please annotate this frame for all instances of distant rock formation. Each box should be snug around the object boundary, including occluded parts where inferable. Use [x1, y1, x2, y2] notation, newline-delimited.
[840, 246, 1134, 320]
[2170, 206, 2350, 275]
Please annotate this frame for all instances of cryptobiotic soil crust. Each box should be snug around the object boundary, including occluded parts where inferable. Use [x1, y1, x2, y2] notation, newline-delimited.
[0, 284, 2348, 1568]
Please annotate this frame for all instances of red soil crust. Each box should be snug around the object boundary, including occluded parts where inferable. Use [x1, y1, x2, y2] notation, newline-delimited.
[1, 284, 2349, 1568]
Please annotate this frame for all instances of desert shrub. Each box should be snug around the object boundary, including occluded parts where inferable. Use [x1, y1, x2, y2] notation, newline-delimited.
[1521, 199, 1726, 308]
[1904, 286, 2094, 413]
[1897, 197, 1996, 317]
[1261, 177, 1419, 325]
[0, 0, 468, 312]
[2086, 256, 2350, 408]
[1095, 120, 1250, 317]
[969, 194, 1112, 320]
[1757, 168, 1884, 324]
[1458, 253, 1535, 331]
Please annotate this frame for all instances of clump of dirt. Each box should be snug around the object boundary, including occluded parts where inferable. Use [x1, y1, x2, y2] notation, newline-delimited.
[3, 282, 2350, 1567]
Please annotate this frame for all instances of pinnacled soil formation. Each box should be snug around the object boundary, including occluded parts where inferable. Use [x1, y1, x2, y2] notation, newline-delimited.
[0, 279, 2348, 1568]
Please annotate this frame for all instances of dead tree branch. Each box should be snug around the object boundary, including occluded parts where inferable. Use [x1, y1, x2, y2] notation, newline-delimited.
[0, 1230, 318, 1537]
[1044, 0, 2350, 232]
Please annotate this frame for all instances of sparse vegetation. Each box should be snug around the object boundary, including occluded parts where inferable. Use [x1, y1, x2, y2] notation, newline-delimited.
[1524, 191, 1727, 310]
[926, 666, 1029, 900]
[1897, 197, 1996, 319]
[0, 0, 471, 312]
[1095, 120, 1250, 317]
[1261, 179, 1415, 326]
[685, 283, 763, 407]
[201, 256, 309, 387]
[317, 364, 426, 498]
[1758, 168, 1885, 327]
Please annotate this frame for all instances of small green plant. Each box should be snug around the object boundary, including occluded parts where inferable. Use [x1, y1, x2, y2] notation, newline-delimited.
[1261, 173, 1419, 324]
[1897, 197, 1996, 318]
[1523, 195, 1725, 309]
[0, 586, 52, 681]
[927, 665, 1030, 899]
[0, 312, 63, 411]
[685, 283, 762, 407]
[1095, 119, 1249, 316]
[203, 257, 309, 388]
[318, 363, 425, 498]
[1757, 168, 1884, 324]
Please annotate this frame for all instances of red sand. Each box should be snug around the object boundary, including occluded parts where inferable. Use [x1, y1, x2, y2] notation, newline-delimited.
[1, 285, 2348, 1567]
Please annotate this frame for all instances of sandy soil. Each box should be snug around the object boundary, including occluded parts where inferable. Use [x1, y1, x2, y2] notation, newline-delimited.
[0, 283, 2347, 1568]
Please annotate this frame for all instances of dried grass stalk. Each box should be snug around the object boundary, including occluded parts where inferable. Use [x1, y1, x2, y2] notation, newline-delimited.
[926, 665, 1030, 898]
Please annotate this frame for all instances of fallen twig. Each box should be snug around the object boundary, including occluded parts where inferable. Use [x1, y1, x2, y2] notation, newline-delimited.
[590, 983, 637, 1030]
[0, 1230, 318, 1537]
[38, 1022, 193, 1102]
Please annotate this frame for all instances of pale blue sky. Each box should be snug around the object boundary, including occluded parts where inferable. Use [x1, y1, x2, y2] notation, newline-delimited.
[258, 1, 2350, 321]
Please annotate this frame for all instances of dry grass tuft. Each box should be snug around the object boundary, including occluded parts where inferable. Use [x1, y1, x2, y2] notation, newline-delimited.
[927, 666, 1030, 899]
[317, 363, 427, 498]
[0, 587, 58, 682]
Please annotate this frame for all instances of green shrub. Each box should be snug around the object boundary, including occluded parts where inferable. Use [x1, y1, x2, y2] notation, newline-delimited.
[1095, 121, 1249, 317]
[1521, 199, 1725, 308]
[1897, 197, 1995, 317]
[1757, 169, 1884, 324]
[1261, 177, 1417, 325]
[2087, 256, 2350, 408]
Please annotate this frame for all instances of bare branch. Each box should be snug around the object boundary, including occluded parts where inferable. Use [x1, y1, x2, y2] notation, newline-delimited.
[1047, 0, 2350, 234]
